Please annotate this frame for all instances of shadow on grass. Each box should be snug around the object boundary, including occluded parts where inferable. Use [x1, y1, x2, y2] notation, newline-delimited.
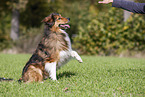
[57, 71, 76, 79]
[0, 77, 13, 81]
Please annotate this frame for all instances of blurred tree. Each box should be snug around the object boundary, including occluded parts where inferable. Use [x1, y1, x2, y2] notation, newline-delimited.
[0, 0, 28, 41]
[11, 0, 19, 40]
[123, 0, 145, 21]
[123, 0, 134, 21]
[11, 0, 29, 40]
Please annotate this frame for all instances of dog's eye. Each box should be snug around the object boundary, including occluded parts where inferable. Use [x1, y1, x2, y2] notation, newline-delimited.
[58, 18, 61, 20]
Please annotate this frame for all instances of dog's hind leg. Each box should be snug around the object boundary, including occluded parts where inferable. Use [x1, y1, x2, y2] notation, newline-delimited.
[45, 62, 57, 80]
[22, 65, 43, 83]
[71, 51, 83, 63]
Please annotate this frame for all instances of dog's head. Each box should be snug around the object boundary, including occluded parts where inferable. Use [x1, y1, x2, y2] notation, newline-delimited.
[42, 13, 70, 29]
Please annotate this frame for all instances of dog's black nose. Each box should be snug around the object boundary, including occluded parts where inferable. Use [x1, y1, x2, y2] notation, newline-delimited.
[67, 18, 70, 21]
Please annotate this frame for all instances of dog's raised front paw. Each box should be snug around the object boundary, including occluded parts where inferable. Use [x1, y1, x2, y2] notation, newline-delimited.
[78, 59, 83, 63]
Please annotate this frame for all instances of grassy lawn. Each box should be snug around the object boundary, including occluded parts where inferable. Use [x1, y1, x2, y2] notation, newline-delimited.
[0, 54, 145, 97]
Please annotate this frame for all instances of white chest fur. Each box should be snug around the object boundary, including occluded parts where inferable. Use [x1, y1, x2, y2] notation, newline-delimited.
[57, 29, 72, 68]
[57, 50, 72, 68]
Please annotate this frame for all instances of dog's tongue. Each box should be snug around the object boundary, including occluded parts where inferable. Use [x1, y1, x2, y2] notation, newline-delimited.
[60, 24, 70, 29]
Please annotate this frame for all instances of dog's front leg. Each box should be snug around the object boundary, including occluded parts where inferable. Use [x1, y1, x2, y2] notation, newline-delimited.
[71, 51, 83, 63]
[45, 62, 57, 80]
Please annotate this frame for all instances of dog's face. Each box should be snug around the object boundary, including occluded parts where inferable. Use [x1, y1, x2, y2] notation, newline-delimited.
[42, 13, 70, 29]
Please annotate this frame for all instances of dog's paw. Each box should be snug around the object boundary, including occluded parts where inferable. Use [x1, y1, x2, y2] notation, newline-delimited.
[78, 59, 83, 63]
[71, 51, 83, 63]
[51, 78, 57, 81]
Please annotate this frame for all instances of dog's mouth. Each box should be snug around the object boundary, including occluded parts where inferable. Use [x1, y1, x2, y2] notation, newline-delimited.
[59, 24, 70, 29]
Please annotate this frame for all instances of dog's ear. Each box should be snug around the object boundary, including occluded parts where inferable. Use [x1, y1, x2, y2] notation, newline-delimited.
[41, 14, 52, 23]
[41, 14, 55, 27]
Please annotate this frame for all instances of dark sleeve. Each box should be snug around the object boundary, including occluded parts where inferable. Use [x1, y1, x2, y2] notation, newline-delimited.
[112, 0, 145, 14]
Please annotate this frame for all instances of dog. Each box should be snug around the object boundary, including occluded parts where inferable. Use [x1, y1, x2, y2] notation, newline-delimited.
[19, 13, 83, 83]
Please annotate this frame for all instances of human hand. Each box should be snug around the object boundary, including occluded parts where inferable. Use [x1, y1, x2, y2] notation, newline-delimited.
[98, 0, 113, 4]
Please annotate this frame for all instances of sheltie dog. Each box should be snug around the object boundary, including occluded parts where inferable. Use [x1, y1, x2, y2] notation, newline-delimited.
[19, 13, 83, 83]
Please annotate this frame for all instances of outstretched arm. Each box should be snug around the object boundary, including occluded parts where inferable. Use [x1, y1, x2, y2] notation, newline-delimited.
[98, 0, 145, 14]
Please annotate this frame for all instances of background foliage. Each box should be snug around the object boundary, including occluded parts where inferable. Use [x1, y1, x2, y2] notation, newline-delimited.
[73, 8, 145, 55]
[0, 0, 145, 56]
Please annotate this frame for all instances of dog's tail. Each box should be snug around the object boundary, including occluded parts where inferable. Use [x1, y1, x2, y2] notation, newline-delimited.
[0, 77, 23, 83]
[0, 77, 13, 81]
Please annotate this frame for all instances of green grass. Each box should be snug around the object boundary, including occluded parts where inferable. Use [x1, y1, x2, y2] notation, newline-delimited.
[0, 54, 145, 97]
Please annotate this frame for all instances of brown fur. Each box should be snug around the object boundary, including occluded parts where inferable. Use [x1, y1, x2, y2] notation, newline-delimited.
[20, 13, 70, 83]
[23, 65, 43, 83]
